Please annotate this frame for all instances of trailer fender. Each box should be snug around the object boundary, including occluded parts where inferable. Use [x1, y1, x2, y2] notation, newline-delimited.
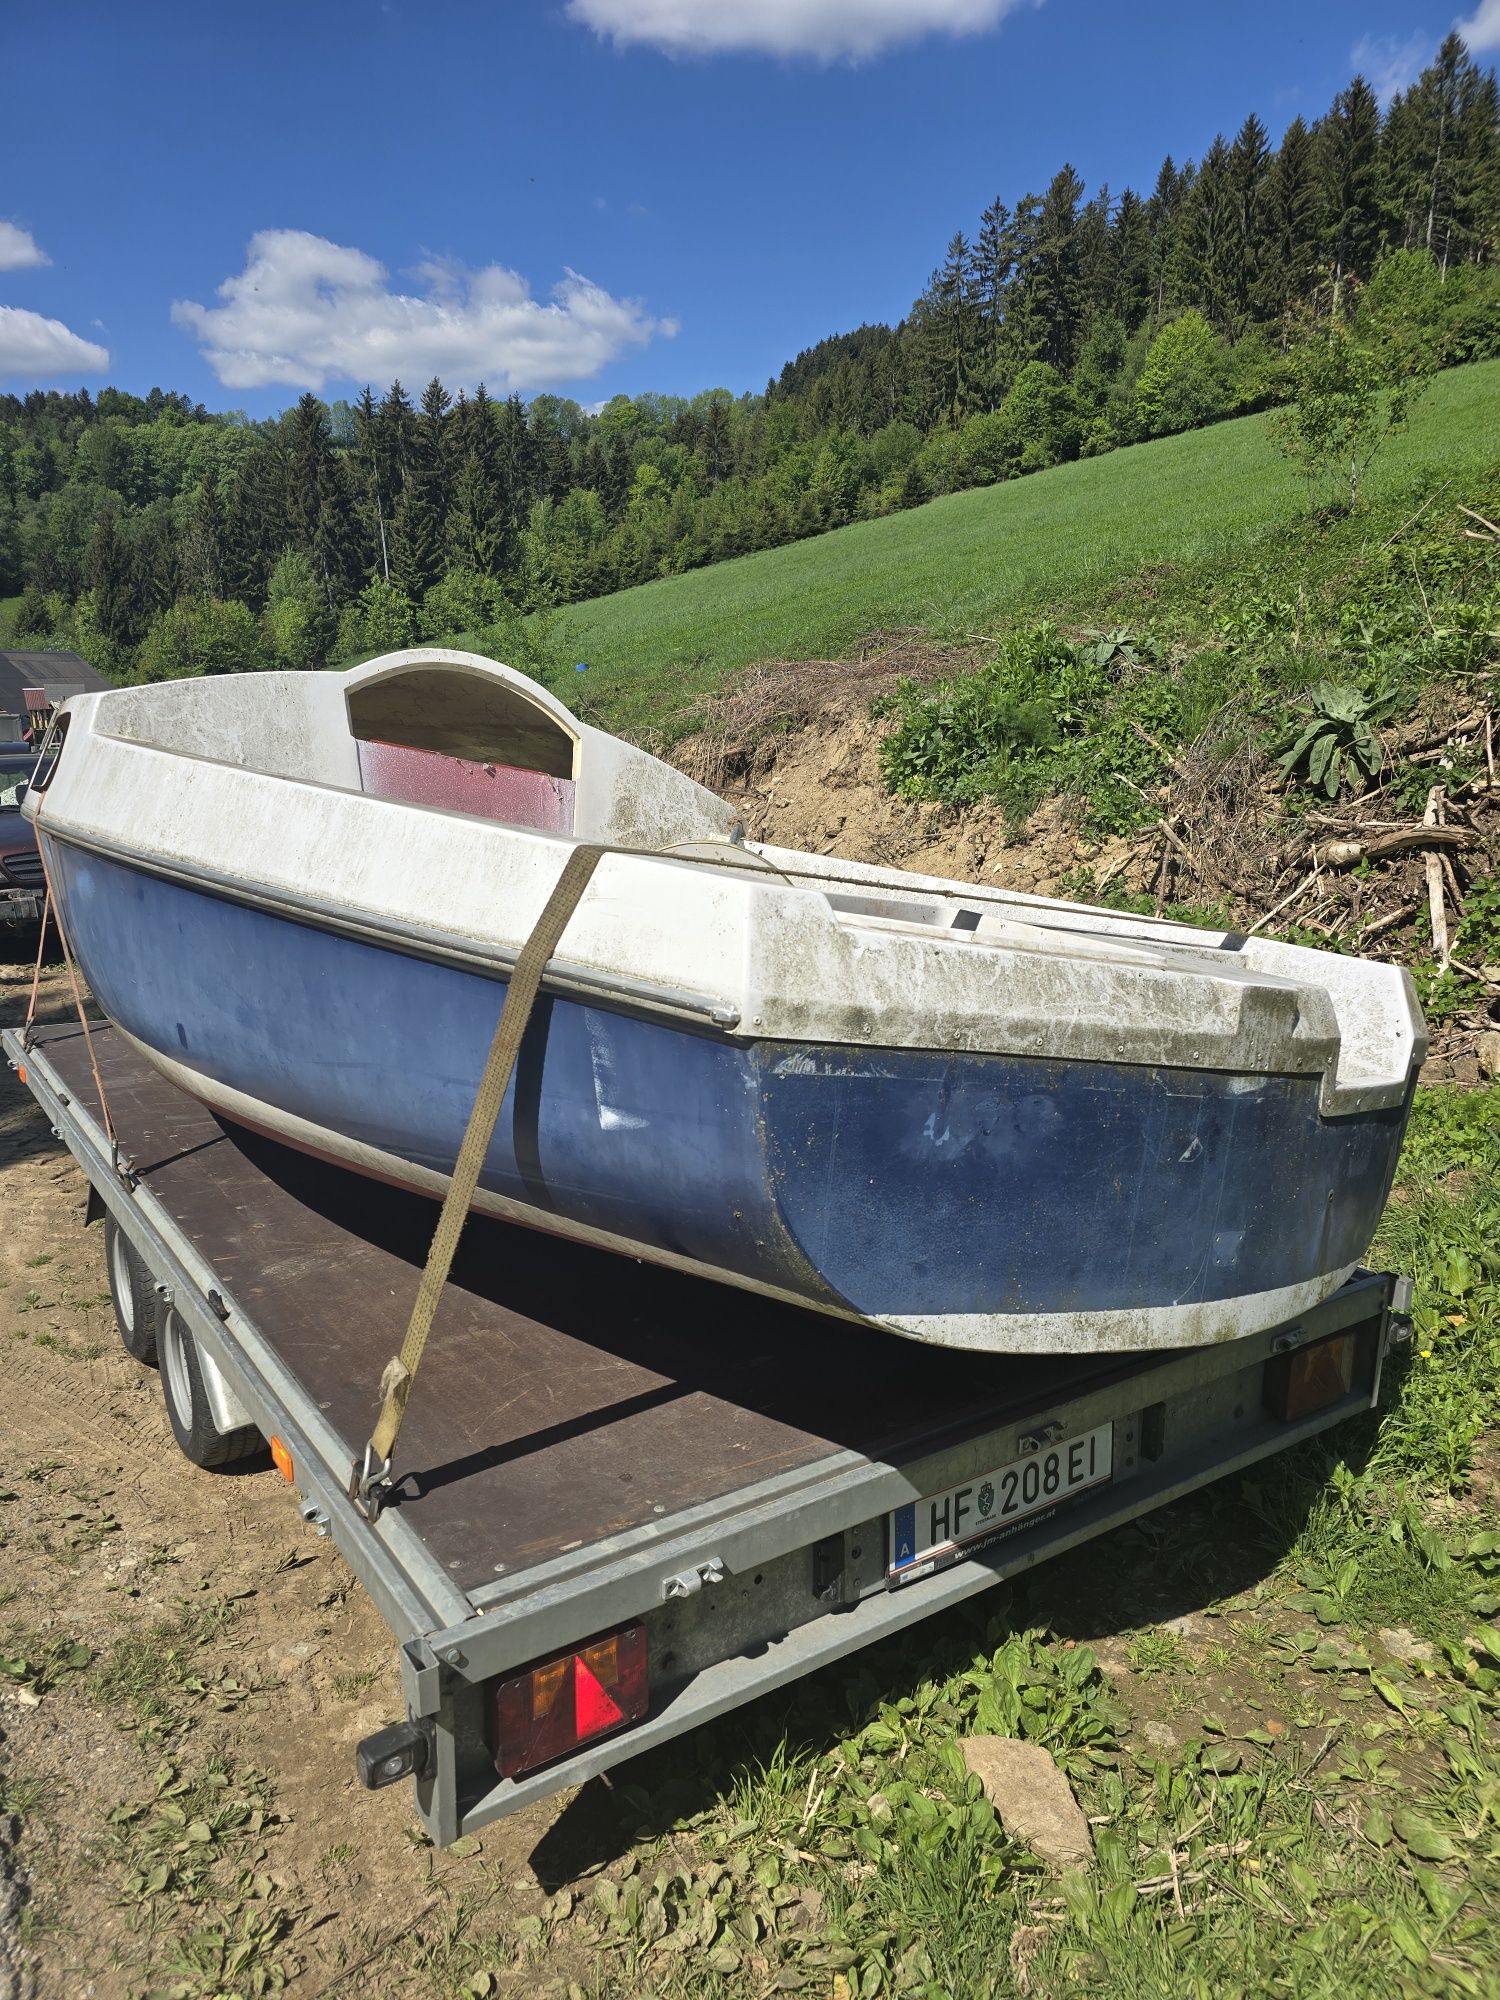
[195, 1335, 257, 1436]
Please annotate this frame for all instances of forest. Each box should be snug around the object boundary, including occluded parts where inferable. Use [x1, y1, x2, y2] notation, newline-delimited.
[2, 31, 1499, 683]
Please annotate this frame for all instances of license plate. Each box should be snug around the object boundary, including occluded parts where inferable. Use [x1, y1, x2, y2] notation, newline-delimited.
[888, 1423, 1113, 1585]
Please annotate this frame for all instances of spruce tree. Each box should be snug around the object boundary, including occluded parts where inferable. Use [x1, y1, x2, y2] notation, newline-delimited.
[392, 484, 442, 604]
[493, 394, 537, 573]
[698, 395, 733, 482]
[1074, 186, 1116, 335]
[285, 393, 359, 609]
[446, 451, 504, 577]
[1228, 114, 1273, 327]
[1032, 165, 1086, 372]
[1318, 75, 1385, 303]
[378, 378, 417, 497]
[130, 506, 180, 631]
[1264, 117, 1323, 317]
[911, 233, 980, 423]
[87, 509, 132, 649]
[179, 466, 227, 600]
[1110, 189, 1153, 329]
[353, 386, 391, 581]
[1173, 136, 1239, 333]
[222, 445, 284, 611]
[973, 198, 1016, 394]
[1146, 156, 1192, 318]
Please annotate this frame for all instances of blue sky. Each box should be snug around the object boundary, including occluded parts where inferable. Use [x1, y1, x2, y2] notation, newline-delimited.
[2, 0, 1496, 416]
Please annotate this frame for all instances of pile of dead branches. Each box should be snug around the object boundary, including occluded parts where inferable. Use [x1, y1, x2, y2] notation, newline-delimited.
[1104, 693, 1498, 1071]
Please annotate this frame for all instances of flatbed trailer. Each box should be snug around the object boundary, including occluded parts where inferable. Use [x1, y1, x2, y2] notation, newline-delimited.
[4, 1019, 1411, 1846]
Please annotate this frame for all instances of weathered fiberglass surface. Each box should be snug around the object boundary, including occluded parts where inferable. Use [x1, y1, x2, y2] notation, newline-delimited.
[45, 837, 1407, 1338]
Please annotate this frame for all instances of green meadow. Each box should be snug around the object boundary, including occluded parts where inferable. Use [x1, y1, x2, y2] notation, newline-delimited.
[546, 359, 1500, 737]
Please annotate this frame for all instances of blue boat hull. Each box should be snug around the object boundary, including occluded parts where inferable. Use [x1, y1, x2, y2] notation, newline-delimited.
[45, 838, 1413, 1350]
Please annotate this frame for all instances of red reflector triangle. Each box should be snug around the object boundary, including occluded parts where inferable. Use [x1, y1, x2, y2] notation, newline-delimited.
[574, 1658, 625, 1738]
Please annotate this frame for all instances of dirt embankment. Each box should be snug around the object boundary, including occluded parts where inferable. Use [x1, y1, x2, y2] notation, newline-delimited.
[666, 634, 1500, 1082]
[666, 635, 1137, 897]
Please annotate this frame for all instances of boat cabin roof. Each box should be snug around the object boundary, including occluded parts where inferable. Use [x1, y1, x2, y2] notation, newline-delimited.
[345, 659, 577, 780]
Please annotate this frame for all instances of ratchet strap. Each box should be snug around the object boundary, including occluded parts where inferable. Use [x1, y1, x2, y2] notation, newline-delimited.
[350, 842, 608, 1521]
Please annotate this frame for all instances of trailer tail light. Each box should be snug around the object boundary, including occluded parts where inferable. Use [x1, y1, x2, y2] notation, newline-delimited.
[492, 1625, 649, 1780]
[1264, 1329, 1357, 1423]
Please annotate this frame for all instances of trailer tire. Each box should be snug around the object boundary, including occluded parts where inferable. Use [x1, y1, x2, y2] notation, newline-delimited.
[105, 1214, 160, 1366]
[158, 1308, 265, 1469]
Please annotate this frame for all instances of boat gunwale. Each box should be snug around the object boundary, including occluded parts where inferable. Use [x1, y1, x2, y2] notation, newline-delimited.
[38, 822, 744, 1034]
[38, 820, 1424, 1111]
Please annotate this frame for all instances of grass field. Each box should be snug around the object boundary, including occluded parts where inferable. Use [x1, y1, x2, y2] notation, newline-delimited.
[544, 360, 1500, 739]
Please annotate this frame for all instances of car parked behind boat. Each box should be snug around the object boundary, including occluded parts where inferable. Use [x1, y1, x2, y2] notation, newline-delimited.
[0, 746, 44, 927]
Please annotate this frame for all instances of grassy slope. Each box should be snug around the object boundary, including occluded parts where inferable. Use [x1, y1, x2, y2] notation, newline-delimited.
[551, 360, 1500, 738]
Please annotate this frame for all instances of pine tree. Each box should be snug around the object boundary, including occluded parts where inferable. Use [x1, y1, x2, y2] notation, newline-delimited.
[1173, 136, 1239, 333]
[1264, 117, 1323, 316]
[1318, 75, 1385, 304]
[1227, 114, 1273, 327]
[222, 444, 284, 611]
[353, 386, 391, 581]
[285, 393, 359, 609]
[910, 234, 980, 423]
[1031, 165, 1086, 372]
[179, 466, 227, 600]
[1075, 185, 1116, 333]
[87, 509, 133, 648]
[378, 379, 417, 497]
[1146, 155, 1192, 318]
[493, 395, 537, 572]
[1110, 189, 1153, 329]
[972, 198, 1016, 395]
[698, 395, 733, 482]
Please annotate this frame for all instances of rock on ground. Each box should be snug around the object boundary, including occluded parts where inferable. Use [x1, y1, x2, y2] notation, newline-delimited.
[960, 1736, 1093, 1869]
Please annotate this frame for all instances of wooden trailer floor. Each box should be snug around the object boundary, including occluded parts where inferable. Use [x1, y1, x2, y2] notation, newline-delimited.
[29, 1023, 1137, 1595]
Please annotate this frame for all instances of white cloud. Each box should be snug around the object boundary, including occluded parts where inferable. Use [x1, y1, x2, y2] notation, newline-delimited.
[0, 222, 51, 272]
[0, 306, 109, 380]
[567, 0, 1029, 61]
[1455, 0, 1500, 51]
[172, 228, 673, 393]
[1351, 30, 1430, 103]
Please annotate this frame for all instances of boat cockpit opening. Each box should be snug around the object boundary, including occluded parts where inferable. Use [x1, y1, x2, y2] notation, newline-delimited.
[347, 664, 578, 834]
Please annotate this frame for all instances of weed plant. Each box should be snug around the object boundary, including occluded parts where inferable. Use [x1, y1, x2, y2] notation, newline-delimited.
[869, 465, 1500, 836]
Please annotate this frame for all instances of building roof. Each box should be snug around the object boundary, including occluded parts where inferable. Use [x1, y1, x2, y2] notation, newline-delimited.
[0, 651, 112, 738]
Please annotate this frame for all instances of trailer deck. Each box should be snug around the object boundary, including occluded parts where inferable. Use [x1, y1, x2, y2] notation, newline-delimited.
[5, 1019, 1407, 1843]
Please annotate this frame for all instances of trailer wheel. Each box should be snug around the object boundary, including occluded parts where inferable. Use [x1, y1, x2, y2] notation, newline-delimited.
[105, 1215, 160, 1366]
[158, 1309, 265, 1469]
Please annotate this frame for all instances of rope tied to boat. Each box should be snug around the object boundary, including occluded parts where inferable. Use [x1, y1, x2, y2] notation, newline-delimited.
[350, 841, 608, 1522]
[24, 783, 134, 1187]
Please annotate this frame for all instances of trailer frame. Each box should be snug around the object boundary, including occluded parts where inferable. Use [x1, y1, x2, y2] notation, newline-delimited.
[4, 1021, 1409, 1845]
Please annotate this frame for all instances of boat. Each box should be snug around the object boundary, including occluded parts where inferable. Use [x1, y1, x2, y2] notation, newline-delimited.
[24, 646, 1424, 1354]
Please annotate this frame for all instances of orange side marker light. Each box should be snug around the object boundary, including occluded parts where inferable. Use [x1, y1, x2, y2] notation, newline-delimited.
[270, 1435, 295, 1483]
